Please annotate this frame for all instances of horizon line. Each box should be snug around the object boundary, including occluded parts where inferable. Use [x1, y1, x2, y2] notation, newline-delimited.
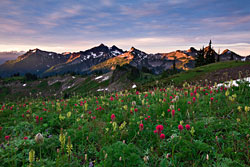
[0, 42, 250, 56]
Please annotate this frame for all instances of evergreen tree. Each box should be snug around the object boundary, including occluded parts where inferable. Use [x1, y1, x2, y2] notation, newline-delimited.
[195, 47, 205, 67]
[209, 40, 212, 49]
[173, 54, 176, 71]
[206, 47, 215, 64]
[25, 73, 37, 81]
[217, 49, 220, 62]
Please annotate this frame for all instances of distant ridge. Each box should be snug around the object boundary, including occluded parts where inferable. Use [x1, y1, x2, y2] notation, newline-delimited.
[0, 43, 249, 78]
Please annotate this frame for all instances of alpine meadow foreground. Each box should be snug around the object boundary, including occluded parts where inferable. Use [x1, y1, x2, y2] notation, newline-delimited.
[0, 79, 250, 167]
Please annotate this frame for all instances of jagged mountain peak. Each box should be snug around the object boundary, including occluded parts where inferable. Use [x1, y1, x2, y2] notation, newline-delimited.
[0, 43, 248, 78]
[129, 47, 147, 56]
[129, 47, 145, 53]
[187, 47, 197, 53]
[27, 48, 42, 53]
[111, 45, 118, 48]
[99, 43, 105, 47]
[110, 45, 121, 51]
[82, 43, 110, 54]
[130, 47, 135, 51]
[221, 49, 231, 55]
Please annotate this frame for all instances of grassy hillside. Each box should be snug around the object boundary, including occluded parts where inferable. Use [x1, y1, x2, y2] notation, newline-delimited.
[1, 61, 249, 102]
[1, 60, 250, 166]
[0, 78, 250, 166]
[143, 61, 250, 89]
[0, 74, 111, 101]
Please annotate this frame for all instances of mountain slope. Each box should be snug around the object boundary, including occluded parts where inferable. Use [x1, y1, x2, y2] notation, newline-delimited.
[0, 43, 249, 78]
[219, 49, 244, 61]
[0, 51, 25, 65]
[0, 44, 124, 77]
[92, 47, 198, 74]
[143, 61, 250, 89]
[0, 49, 69, 77]
[159, 48, 197, 70]
[44, 44, 124, 76]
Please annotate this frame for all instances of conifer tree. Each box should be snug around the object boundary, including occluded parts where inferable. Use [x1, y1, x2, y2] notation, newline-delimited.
[217, 49, 220, 62]
[195, 47, 205, 67]
[206, 46, 215, 64]
[173, 54, 176, 71]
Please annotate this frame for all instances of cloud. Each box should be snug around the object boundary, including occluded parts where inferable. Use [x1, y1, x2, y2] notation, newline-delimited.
[166, 0, 188, 5]
[1, 33, 250, 56]
[200, 15, 250, 28]
[0, 17, 37, 34]
[38, 5, 83, 28]
[100, 0, 113, 7]
[102, 33, 250, 55]
[0, 51, 25, 64]
[120, 3, 162, 18]
[0, 0, 250, 57]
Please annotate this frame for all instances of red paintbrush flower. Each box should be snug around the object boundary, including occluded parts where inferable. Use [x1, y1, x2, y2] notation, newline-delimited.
[156, 125, 164, 134]
[5, 136, 10, 141]
[185, 124, 191, 130]
[139, 123, 144, 131]
[192, 97, 196, 102]
[160, 133, 165, 139]
[171, 110, 175, 117]
[178, 125, 183, 131]
[210, 97, 214, 101]
[111, 114, 115, 121]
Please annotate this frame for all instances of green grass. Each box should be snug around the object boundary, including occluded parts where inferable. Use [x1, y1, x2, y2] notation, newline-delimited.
[2, 76, 25, 83]
[66, 76, 110, 96]
[0, 80, 250, 166]
[0, 86, 10, 101]
[144, 61, 250, 88]
[1, 61, 249, 101]
[37, 81, 48, 89]
[51, 82, 62, 90]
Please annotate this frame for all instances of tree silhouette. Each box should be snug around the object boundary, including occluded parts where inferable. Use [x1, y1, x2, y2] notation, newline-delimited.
[195, 47, 205, 67]
[217, 49, 220, 62]
[173, 54, 176, 71]
[25, 73, 38, 81]
[195, 41, 216, 67]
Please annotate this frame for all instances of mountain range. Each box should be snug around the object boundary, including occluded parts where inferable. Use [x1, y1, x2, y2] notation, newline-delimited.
[0, 51, 25, 65]
[0, 44, 249, 78]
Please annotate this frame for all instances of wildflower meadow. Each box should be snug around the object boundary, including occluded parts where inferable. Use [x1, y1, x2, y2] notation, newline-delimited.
[0, 80, 250, 166]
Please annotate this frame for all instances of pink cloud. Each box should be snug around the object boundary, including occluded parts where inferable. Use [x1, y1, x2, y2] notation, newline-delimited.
[200, 15, 250, 28]
[0, 17, 37, 34]
[120, 3, 162, 18]
[38, 5, 83, 28]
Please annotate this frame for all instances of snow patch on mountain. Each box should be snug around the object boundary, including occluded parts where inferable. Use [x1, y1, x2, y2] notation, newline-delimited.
[111, 50, 122, 55]
[97, 88, 108, 92]
[102, 76, 109, 81]
[95, 76, 103, 80]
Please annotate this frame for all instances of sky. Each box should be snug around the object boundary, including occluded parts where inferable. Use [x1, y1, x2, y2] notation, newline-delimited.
[0, 0, 250, 58]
